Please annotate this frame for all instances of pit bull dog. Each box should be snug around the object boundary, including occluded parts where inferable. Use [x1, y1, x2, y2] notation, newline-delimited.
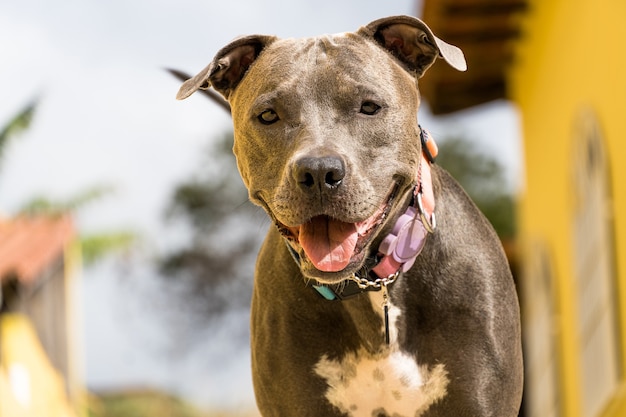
[175, 15, 523, 417]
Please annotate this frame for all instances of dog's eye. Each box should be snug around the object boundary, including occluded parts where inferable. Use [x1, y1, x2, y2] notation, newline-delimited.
[360, 101, 381, 115]
[258, 109, 280, 124]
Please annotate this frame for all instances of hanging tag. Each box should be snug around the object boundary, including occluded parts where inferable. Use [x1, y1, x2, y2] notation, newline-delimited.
[381, 283, 390, 346]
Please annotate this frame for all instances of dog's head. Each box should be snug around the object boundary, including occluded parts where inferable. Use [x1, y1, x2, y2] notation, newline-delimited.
[177, 16, 465, 283]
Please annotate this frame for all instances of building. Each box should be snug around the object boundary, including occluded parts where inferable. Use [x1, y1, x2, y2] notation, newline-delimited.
[421, 1, 626, 416]
[0, 215, 83, 417]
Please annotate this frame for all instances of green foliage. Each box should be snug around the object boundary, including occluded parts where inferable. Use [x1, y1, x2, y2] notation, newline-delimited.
[0, 100, 37, 170]
[18, 185, 138, 266]
[164, 132, 251, 232]
[18, 185, 117, 216]
[87, 389, 259, 417]
[159, 131, 258, 319]
[435, 136, 516, 238]
[81, 232, 137, 266]
[88, 390, 205, 417]
[1, 100, 137, 266]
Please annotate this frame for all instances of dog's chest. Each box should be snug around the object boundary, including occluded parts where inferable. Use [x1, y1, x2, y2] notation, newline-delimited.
[314, 348, 448, 417]
[313, 294, 449, 417]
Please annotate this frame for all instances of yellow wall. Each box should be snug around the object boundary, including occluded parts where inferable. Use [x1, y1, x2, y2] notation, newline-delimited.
[0, 314, 76, 417]
[510, 0, 626, 416]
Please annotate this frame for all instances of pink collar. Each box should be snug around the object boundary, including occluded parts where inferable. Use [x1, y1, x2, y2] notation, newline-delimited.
[370, 129, 436, 279]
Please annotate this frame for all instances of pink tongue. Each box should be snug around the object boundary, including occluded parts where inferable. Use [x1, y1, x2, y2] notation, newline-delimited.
[299, 216, 358, 272]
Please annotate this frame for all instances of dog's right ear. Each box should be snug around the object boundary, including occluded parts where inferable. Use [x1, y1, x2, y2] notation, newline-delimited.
[176, 35, 277, 101]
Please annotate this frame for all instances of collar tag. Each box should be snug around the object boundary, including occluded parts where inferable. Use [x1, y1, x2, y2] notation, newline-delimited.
[373, 205, 428, 276]
[312, 284, 339, 301]
[381, 282, 391, 345]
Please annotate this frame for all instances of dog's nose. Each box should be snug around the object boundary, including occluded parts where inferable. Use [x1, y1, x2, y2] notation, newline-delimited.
[293, 155, 346, 190]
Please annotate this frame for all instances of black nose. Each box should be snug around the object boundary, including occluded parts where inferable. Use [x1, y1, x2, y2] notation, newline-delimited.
[293, 155, 346, 190]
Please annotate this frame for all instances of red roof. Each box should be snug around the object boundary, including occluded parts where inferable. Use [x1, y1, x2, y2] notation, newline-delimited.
[0, 215, 75, 285]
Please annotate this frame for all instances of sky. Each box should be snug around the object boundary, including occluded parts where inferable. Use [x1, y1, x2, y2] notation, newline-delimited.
[0, 0, 523, 412]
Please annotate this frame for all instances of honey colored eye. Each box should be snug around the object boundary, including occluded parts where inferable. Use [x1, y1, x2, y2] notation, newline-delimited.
[258, 109, 279, 124]
[360, 101, 381, 115]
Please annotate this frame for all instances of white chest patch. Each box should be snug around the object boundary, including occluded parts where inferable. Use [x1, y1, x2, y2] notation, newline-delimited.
[314, 348, 449, 417]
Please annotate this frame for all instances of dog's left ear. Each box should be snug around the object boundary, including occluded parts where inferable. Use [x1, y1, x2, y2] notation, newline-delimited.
[360, 16, 466, 78]
[177, 34, 277, 101]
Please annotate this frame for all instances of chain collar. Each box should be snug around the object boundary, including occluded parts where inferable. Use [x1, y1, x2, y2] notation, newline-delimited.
[348, 270, 400, 290]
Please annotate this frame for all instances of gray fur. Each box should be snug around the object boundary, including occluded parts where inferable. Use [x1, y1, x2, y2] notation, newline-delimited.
[176, 15, 522, 417]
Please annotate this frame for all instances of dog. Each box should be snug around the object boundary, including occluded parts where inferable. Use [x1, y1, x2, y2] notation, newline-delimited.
[175, 15, 523, 417]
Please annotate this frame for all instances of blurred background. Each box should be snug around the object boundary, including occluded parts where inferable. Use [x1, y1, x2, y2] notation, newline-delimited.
[0, 1, 624, 417]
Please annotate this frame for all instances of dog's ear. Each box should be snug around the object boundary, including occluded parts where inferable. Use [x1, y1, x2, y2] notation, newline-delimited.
[360, 16, 466, 78]
[176, 35, 277, 101]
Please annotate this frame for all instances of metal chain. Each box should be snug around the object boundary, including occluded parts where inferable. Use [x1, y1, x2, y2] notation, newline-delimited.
[347, 270, 401, 290]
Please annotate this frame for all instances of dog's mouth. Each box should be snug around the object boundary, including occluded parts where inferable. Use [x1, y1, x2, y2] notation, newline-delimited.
[277, 182, 401, 278]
